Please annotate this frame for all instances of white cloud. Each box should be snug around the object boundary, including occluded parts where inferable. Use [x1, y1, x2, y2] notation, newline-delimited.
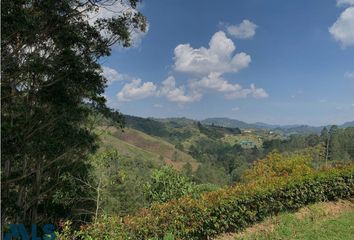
[190, 72, 242, 92]
[174, 31, 251, 75]
[225, 83, 268, 99]
[102, 66, 128, 84]
[351, 103, 354, 107]
[250, 84, 269, 98]
[345, 71, 354, 78]
[168, 31, 268, 103]
[153, 103, 163, 108]
[226, 20, 258, 39]
[113, 30, 267, 105]
[337, 0, 354, 6]
[329, 7, 354, 48]
[232, 107, 240, 112]
[117, 79, 157, 102]
[190, 72, 268, 99]
[160, 76, 201, 104]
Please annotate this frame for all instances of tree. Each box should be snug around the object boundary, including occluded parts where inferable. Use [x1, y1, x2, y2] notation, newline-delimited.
[242, 151, 313, 183]
[1, 0, 147, 225]
[182, 162, 193, 178]
[194, 163, 230, 186]
[306, 134, 320, 147]
[144, 166, 194, 203]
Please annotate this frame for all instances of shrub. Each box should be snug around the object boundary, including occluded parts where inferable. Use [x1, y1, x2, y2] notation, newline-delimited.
[144, 166, 195, 203]
[125, 165, 354, 239]
[242, 151, 314, 183]
[66, 165, 353, 240]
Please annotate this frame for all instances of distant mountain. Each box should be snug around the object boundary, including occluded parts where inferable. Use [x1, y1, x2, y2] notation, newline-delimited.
[252, 122, 281, 129]
[152, 117, 196, 126]
[202, 118, 261, 129]
[201, 117, 354, 134]
[125, 115, 354, 137]
[277, 125, 323, 134]
[340, 121, 354, 128]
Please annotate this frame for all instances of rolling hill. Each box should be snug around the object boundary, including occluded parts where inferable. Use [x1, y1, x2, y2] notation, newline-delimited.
[202, 117, 354, 134]
[97, 126, 200, 171]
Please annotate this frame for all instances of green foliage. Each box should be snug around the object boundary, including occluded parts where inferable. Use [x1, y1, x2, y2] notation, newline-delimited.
[263, 127, 354, 167]
[124, 166, 354, 239]
[189, 138, 260, 176]
[181, 162, 193, 178]
[91, 149, 159, 216]
[144, 166, 195, 203]
[125, 115, 171, 139]
[57, 216, 131, 240]
[1, 0, 146, 225]
[263, 134, 320, 154]
[191, 183, 220, 196]
[68, 164, 353, 239]
[194, 163, 231, 186]
[242, 151, 314, 183]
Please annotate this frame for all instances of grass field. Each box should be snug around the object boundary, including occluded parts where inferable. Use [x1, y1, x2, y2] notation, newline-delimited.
[216, 200, 354, 240]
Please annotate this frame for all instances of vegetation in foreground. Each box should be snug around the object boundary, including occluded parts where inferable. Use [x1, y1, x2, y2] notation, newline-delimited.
[56, 161, 354, 239]
[2, 1, 354, 239]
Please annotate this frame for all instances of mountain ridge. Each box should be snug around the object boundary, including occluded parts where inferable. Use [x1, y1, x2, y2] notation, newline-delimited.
[125, 115, 354, 134]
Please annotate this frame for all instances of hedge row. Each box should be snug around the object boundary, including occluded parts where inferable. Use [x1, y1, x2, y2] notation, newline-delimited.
[123, 166, 354, 240]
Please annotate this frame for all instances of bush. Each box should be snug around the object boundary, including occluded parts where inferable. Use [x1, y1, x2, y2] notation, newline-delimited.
[63, 165, 353, 240]
[125, 165, 354, 239]
[144, 166, 195, 203]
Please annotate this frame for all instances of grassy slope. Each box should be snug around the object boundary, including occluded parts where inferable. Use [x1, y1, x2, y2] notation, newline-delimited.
[97, 126, 200, 171]
[215, 200, 354, 240]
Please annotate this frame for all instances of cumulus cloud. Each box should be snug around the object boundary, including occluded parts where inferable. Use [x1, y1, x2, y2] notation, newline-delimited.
[226, 20, 258, 39]
[153, 103, 163, 108]
[117, 79, 157, 102]
[329, 7, 354, 48]
[345, 71, 354, 78]
[174, 31, 251, 75]
[190, 72, 268, 99]
[249, 84, 269, 98]
[224, 83, 268, 99]
[337, 0, 354, 6]
[160, 76, 201, 104]
[114, 30, 268, 105]
[190, 72, 242, 92]
[102, 66, 128, 84]
[232, 107, 240, 112]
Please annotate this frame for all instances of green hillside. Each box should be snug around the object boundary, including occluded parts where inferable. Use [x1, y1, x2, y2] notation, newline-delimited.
[216, 200, 354, 240]
[97, 126, 200, 171]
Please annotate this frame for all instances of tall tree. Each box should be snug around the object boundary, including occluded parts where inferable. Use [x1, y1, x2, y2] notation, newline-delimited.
[1, 0, 147, 225]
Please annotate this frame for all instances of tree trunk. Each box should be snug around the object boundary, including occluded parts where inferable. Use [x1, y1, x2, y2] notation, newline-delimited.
[95, 178, 101, 223]
[32, 162, 42, 223]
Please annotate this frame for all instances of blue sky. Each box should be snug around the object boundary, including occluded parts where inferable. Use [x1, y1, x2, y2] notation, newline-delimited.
[98, 0, 354, 126]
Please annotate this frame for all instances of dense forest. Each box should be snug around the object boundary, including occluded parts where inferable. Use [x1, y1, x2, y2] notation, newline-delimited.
[1, 0, 354, 239]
